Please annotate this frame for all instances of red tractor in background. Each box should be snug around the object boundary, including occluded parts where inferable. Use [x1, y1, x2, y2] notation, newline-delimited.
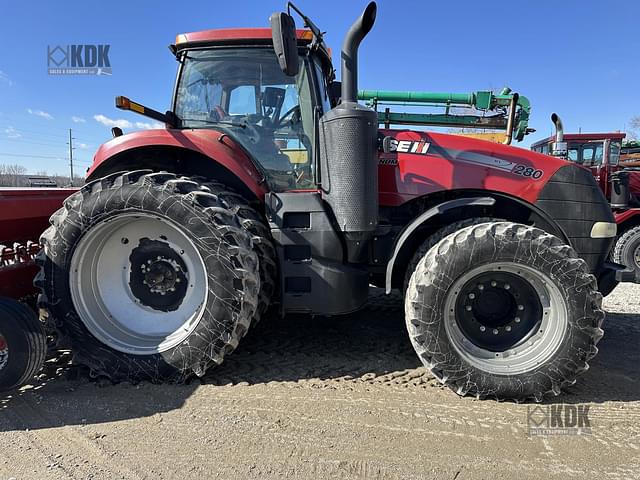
[0, 188, 75, 391]
[14, 2, 627, 401]
[531, 115, 640, 280]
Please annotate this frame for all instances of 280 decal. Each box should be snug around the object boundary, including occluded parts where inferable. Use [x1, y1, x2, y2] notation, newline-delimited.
[512, 164, 544, 179]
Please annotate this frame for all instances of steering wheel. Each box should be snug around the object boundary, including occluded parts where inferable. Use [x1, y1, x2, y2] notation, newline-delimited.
[277, 105, 300, 128]
[211, 105, 227, 121]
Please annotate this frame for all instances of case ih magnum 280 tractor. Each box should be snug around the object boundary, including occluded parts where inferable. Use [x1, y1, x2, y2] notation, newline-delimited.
[30, 2, 624, 401]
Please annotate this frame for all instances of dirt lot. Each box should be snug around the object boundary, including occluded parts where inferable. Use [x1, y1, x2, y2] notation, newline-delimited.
[1, 284, 639, 480]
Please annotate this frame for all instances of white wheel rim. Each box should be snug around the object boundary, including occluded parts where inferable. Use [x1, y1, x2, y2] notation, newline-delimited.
[70, 212, 208, 355]
[444, 262, 568, 375]
[0, 332, 8, 372]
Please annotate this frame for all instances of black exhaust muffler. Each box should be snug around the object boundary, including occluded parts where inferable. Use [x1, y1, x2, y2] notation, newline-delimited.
[610, 170, 630, 209]
[319, 2, 378, 263]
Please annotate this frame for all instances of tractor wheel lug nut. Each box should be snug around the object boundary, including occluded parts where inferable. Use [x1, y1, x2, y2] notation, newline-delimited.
[505, 326, 512, 332]
[492, 329, 499, 335]
[491, 281, 497, 287]
[504, 284, 510, 290]
[479, 326, 486, 332]
[517, 305, 524, 311]
[477, 284, 484, 291]
[468, 293, 475, 300]
[514, 317, 521, 323]
[465, 305, 472, 311]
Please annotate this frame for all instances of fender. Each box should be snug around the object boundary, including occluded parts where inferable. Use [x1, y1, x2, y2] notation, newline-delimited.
[385, 197, 496, 293]
[614, 208, 640, 230]
[87, 129, 267, 200]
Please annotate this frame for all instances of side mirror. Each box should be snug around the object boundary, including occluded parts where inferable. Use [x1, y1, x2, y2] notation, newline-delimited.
[270, 12, 299, 76]
[329, 81, 342, 107]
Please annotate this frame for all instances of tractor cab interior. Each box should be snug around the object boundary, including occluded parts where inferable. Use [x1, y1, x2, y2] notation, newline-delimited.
[174, 48, 316, 191]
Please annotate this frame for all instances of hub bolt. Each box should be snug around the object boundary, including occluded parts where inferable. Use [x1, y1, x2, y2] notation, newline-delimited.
[514, 316, 521, 323]
[477, 284, 484, 291]
[505, 326, 512, 332]
[492, 329, 499, 335]
[465, 305, 472, 311]
[491, 281, 497, 287]
[480, 326, 486, 332]
[517, 304, 524, 311]
[468, 293, 475, 300]
[504, 284, 510, 290]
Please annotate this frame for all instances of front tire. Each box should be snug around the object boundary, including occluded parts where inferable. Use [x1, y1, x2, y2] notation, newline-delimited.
[405, 222, 604, 401]
[36, 171, 259, 382]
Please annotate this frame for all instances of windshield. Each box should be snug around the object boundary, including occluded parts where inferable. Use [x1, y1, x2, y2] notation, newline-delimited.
[567, 141, 604, 167]
[174, 49, 316, 191]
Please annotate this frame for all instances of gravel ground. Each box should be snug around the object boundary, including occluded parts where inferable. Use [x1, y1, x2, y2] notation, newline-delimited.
[1, 283, 639, 480]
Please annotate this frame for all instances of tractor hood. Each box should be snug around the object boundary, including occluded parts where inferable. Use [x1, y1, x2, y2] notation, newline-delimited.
[377, 129, 575, 207]
[87, 128, 267, 199]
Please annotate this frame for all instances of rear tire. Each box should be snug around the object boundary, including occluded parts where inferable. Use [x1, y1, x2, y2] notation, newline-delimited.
[613, 225, 640, 279]
[405, 221, 604, 401]
[0, 297, 46, 392]
[201, 181, 277, 325]
[36, 171, 259, 382]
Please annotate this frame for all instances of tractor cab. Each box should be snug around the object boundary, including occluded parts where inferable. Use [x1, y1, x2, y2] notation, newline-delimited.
[531, 129, 625, 198]
[171, 29, 333, 191]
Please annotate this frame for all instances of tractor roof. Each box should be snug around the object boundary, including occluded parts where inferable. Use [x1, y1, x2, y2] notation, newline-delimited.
[175, 28, 313, 50]
[531, 132, 626, 147]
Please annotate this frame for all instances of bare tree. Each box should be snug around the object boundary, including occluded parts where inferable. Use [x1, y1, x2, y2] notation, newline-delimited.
[0, 164, 27, 187]
[628, 116, 640, 141]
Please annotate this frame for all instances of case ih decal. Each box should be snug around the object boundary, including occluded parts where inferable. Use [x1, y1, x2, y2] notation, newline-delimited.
[385, 138, 431, 155]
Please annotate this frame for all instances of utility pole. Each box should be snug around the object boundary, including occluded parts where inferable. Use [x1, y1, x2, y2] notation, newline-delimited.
[67, 128, 75, 186]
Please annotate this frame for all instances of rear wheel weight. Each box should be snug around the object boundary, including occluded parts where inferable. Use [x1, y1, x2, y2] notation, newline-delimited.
[405, 221, 604, 401]
[36, 171, 260, 382]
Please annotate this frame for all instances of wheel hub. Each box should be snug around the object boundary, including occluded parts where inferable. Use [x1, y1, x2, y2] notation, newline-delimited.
[0, 332, 8, 372]
[456, 271, 543, 352]
[129, 238, 189, 312]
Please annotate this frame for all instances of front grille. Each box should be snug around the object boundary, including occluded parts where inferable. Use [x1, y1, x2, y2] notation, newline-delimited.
[536, 165, 614, 271]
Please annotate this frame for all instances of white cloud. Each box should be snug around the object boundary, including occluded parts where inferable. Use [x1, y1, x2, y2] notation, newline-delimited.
[0, 71, 12, 86]
[27, 108, 54, 120]
[4, 126, 21, 138]
[71, 116, 86, 123]
[135, 121, 164, 130]
[93, 114, 163, 131]
[77, 142, 90, 149]
[93, 114, 132, 129]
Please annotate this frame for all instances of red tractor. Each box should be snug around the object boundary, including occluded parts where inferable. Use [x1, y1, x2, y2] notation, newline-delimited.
[0, 188, 75, 391]
[32, 2, 623, 401]
[531, 114, 640, 281]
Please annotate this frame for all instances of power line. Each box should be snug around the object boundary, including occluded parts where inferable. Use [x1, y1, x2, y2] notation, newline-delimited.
[0, 152, 66, 159]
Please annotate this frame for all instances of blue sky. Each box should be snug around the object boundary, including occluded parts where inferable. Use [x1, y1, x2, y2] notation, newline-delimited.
[0, 0, 639, 175]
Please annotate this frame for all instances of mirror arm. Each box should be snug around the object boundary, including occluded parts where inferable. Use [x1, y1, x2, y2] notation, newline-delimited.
[115, 96, 177, 128]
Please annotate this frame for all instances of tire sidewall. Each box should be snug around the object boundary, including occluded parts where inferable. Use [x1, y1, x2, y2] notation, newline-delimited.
[0, 300, 41, 391]
[616, 227, 640, 274]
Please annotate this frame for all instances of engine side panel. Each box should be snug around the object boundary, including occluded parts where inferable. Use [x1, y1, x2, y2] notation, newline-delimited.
[377, 130, 568, 207]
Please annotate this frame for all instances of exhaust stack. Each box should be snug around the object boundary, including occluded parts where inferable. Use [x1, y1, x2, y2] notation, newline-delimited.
[318, 2, 378, 263]
[550, 113, 568, 158]
[341, 2, 377, 103]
